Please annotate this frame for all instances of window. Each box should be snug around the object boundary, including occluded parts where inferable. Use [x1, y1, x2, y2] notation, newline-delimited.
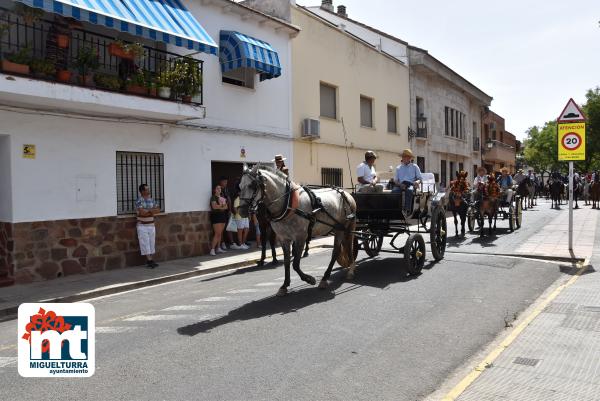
[116, 152, 165, 215]
[450, 109, 455, 137]
[473, 164, 478, 178]
[445, 107, 449, 136]
[321, 168, 343, 187]
[450, 161, 455, 180]
[387, 104, 397, 133]
[417, 156, 425, 172]
[493, 130, 497, 140]
[473, 121, 477, 137]
[459, 162, 464, 173]
[500, 131, 504, 142]
[360, 96, 373, 128]
[441, 160, 447, 187]
[320, 83, 337, 119]
[416, 97, 424, 117]
[222, 67, 255, 89]
[484, 124, 490, 140]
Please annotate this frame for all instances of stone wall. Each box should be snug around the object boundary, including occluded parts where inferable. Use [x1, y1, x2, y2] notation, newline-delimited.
[5, 211, 211, 285]
[0, 222, 15, 286]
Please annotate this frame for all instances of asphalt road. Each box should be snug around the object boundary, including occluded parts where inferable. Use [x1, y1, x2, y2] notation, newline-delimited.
[0, 202, 570, 401]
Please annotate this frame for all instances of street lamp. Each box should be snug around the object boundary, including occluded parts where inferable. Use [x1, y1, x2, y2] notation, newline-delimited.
[485, 139, 494, 150]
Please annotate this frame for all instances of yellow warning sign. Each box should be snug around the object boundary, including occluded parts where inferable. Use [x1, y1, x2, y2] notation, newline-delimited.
[558, 123, 585, 161]
[22, 144, 36, 159]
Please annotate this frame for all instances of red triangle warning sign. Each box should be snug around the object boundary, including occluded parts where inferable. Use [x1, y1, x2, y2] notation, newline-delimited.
[557, 98, 586, 122]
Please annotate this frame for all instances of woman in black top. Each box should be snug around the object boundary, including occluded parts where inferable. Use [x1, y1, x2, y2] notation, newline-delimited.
[209, 185, 229, 255]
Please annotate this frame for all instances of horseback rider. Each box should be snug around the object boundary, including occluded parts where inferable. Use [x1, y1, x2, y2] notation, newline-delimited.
[497, 167, 514, 204]
[392, 149, 422, 215]
[272, 154, 289, 177]
[513, 169, 526, 185]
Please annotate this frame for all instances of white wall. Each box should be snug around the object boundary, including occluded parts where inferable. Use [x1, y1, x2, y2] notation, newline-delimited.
[0, 135, 12, 221]
[174, 0, 294, 137]
[2, 110, 292, 223]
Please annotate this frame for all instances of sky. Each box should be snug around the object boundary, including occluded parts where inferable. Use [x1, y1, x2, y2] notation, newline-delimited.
[300, 0, 600, 140]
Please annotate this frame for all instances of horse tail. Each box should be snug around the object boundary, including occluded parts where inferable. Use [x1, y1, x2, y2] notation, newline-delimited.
[336, 218, 356, 268]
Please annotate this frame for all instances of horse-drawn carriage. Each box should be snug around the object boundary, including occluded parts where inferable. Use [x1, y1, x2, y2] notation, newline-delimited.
[466, 183, 523, 236]
[351, 173, 447, 276]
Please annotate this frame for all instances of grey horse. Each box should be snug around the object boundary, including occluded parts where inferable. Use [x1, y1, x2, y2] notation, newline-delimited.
[238, 165, 357, 296]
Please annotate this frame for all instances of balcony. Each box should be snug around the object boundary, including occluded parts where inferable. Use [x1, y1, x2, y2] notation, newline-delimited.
[483, 139, 516, 164]
[416, 116, 428, 139]
[472, 136, 480, 152]
[0, 8, 204, 121]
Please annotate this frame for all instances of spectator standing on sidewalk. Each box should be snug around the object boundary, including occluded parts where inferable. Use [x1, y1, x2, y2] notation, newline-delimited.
[136, 184, 161, 268]
[209, 185, 229, 256]
[231, 190, 250, 250]
[218, 176, 234, 250]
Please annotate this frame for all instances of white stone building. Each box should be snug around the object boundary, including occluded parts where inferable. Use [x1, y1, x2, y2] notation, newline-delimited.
[0, 0, 298, 285]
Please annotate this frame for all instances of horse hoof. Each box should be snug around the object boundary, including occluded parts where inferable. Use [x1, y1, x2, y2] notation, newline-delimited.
[305, 275, 316, 286]
[318, 279, 328, 289]
[302, 252, 309, 258]
[276, 288, 288, 297]
[256, 261, 264, 267]
[270, 260, 279, 266]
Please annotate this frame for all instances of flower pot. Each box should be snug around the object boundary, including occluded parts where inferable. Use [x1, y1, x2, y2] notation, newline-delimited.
[1, 59, 30, 75]
[108, 43, 133, 60]
[56, 34, 70, 49]
[181, 95, 192, 103]
[158, 87, 171, 99]
[56, 70, 72, 83]
[126, 85, 147, 96]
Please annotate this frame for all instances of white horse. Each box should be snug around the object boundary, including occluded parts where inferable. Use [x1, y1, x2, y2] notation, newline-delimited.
[238, 165, 357, 296]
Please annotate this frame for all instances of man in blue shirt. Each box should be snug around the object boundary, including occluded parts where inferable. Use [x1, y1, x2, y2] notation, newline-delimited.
[392, 149, 422, 215]
[497, 167, 514, 204]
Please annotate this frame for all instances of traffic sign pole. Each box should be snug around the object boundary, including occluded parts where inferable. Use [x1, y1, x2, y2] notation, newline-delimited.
[569, 162, 573, 251]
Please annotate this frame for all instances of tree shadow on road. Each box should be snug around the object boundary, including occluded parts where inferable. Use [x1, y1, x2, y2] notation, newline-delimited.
[177, 257, 421, 336]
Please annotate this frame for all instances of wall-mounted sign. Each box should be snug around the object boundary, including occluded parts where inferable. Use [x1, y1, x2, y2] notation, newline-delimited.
[240, 147, 246, 159]
[22, 144, 36, 159]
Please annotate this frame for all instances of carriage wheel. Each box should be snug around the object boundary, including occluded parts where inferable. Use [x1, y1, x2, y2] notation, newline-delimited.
[363, 231, 383, 258]
[404, 233, 426, 276]
[467, 206, 476, 232]
[515, 199, 523, 229]
[430, 207, 447, 261]
[508, 204, 515, 232]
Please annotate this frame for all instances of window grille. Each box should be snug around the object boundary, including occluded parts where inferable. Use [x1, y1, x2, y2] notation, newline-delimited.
[116, 152, 165, 215]
[321, 168, 343, 187]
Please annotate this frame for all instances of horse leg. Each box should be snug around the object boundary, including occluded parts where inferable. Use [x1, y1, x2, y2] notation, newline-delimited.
[292, 238, 316, 286]
[460, 207, 466, 236]
[277, 242, 292, 297]
[257, 224, 268, 267]
[303, 238, 310, 258]
[319, 234, 342, 289]
[453, 211, 459, 237]
[269, 229, 278, 265]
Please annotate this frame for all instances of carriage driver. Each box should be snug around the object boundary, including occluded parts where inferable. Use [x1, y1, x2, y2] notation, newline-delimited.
[472, 166, 488, 201]
[392, 149, 422, 215]
[498, 167, 514, 204]
[357, 151, 384, 193]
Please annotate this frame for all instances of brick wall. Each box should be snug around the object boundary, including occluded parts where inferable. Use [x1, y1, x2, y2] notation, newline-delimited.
[4, 211, 211, 285]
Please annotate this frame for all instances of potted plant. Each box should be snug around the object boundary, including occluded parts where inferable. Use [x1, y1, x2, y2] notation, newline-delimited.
[75, 46, 99, 86]
[145, 73, 158, 97]
[157, 68, 173, 99]
[126, 68, 147, 95]
[93, 73, 121, 91]
[29, 58, 56, 78]
[108, 40, 144, 61]
[56, 33, 70, 49]
[14, 3, 45, 25]
[2, 47, 31, 75]
[172, 58, 202, 103]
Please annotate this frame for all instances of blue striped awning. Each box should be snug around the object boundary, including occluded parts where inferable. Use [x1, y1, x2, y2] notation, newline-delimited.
[219, 31, 281, 81]
[16, 0, 218, 55]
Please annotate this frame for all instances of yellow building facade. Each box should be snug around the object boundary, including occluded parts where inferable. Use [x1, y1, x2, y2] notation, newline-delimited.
[291, 6, 410, 188]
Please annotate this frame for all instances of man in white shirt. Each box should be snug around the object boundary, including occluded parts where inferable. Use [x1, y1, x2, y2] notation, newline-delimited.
[357, 151, 383, 193]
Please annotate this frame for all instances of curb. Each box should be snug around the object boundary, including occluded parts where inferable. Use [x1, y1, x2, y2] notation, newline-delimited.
[0, 245, 329, 322]
[444, 251, 585, 264]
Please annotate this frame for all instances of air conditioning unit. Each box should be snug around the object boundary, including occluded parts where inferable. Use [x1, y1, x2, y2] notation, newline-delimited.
[302, 118, 320, 139]
[489, 122, 496, 130]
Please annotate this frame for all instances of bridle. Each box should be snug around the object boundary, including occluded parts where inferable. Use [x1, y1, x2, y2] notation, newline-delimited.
[240, 169, 295, 222]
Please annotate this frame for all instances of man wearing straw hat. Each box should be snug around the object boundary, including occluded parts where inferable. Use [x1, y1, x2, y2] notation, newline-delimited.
[272, 154, 289, 176]
[392, 149, 422, 215]
[357, 151, 383, 193]
[498, 167, 514, 204]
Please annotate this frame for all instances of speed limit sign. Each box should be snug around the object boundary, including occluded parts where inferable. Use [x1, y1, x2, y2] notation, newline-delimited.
[558, 123, 585, 161]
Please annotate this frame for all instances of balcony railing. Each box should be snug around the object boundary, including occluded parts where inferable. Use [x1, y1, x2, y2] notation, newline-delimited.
[0, 9, 203, 105]
[473, 136, 480, 151]
[416, 116, 428, 138]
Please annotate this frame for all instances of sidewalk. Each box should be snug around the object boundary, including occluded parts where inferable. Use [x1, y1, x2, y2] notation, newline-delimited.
[0, 236, 334, 320]
[441, 205, 600, 401]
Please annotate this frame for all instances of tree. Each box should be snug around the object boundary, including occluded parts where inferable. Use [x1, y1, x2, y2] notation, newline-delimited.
[523, 121, 561, 173]
[582, 87, 600, 172]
